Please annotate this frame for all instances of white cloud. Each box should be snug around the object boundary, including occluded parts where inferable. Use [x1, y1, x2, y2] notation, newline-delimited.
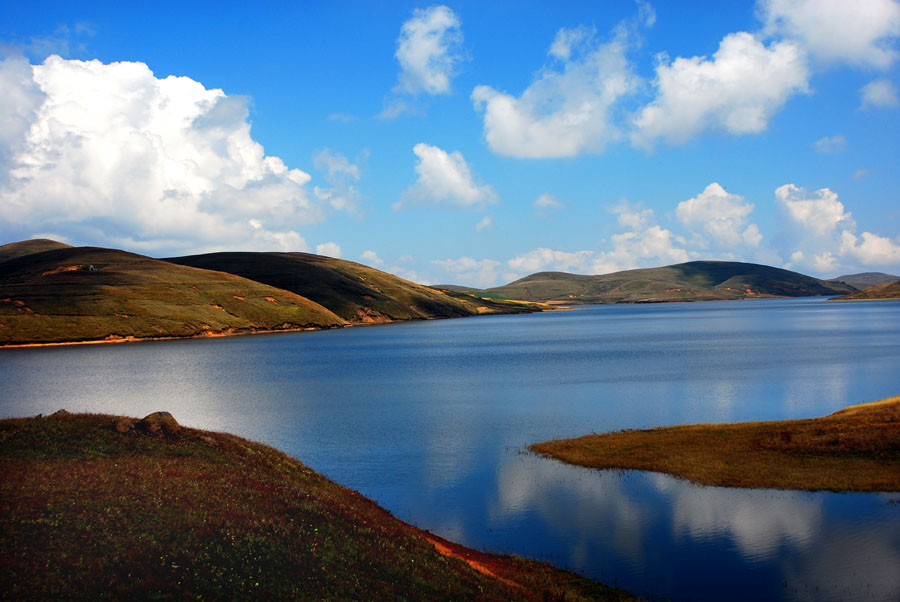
[313, 148, 365, 213]
[776, 184, 853, 237]
[633, 32, 809, 148]
[315, 242, 341, 258]
[472, 25, 638, 158]
[508, 203, 691, 277]
[776, 183, 900, 274]
[474, 215, 493, 231]
[860, 79, 900, 108]
[533, 193, 565, 216]
[0, 55, 324, 254]
[314, 148, 361, 180]
[759, 0, 900, 68]
[508, 248, 596, 274]
[360, 249, 384, 267]
[676, 183, 762, 251]
[431, 256, 501, 287]
[393, 5, 464, 96]
[0, 55, 44, 183]
[812, 134, 847, 154]
[246, 220, 308, 253]
[840, 230, 900, 265]
[396, 142, 496, 210]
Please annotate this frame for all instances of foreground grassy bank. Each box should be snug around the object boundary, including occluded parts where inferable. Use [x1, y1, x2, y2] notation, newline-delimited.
[531, 396, 900, 492]
[0, 412, 638, 601]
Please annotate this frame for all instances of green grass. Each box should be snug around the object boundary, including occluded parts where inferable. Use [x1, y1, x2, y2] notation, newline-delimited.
[1, 412, 639, 601]
[167, 251, 542, 322]
[0, 246, 346, 346]
[531, 395, 900, 492]
[487, 261, 856, 304]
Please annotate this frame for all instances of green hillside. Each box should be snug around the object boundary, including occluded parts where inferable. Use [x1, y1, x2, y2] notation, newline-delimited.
[168, 252, 538, 322]
[1, 412, 637, 601]
[829, 272, 900, 290]
[830, 280, 900, 301]
[0, 245, 345, 346]
[488, 261, 856, 304]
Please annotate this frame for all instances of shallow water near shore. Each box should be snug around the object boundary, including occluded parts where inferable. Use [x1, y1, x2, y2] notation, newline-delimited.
[2, 297, 899, 601]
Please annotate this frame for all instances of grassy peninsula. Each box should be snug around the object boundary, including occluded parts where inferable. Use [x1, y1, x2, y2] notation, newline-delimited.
[531, 396, 900, 492]
[0, 412, 638, 601]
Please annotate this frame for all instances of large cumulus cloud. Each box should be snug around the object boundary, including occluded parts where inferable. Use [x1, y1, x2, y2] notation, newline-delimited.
[0, 54, 327, 254]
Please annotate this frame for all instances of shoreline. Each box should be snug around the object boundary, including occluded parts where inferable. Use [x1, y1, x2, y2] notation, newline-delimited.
[0, 324, 344, 350]
[531, 395, 900, 492]
[1, 411, 639, 601]
[0, 305, 567, 350]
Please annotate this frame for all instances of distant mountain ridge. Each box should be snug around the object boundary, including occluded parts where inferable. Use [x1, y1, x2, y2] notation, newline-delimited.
[485, 261, 855, 304]
[828, 272, 899, 290]
[0, 240, 540, 346]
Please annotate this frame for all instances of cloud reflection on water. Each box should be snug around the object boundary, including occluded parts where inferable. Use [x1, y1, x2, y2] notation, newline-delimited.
[490, 452, 900, 601]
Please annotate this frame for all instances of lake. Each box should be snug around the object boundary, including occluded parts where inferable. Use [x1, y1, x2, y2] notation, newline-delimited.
[2, 297, 899, 601]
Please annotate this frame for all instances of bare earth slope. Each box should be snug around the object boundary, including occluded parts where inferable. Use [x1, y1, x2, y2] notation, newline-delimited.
[488, 260, 855, 304]
[830, 280, 900, 301]
[0, 246, 346, 346]
[167, 251, 538, 323]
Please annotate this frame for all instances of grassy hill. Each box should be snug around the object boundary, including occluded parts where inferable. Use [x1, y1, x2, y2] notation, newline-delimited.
[829, 272, 900, 290]
[168, 252, 538, 323]
[0, 245, 345, 346]
[830, 280, 900, 301]
[0, 239, 72, 263]
[487, 261, 855, 304]
[0, 411, 638, 601]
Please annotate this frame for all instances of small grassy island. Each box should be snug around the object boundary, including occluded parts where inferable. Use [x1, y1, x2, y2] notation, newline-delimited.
[0, 412, 638, 601]
[531, 396, 900, 492]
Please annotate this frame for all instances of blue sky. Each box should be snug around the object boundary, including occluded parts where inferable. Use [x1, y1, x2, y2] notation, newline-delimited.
[1, 1, 899, 286]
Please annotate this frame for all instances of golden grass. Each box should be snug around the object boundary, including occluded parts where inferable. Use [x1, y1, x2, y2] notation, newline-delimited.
[531, 395, 900, 492]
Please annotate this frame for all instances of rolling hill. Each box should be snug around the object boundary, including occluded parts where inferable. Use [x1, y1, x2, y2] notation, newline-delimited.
[0, 238, 72, 263]
[167, 251, 538, 323]
[828, 272, 900, 290]
[830, 280, 900, 301]
[486, 261, 856, 304]
[0, 244, 346, 346]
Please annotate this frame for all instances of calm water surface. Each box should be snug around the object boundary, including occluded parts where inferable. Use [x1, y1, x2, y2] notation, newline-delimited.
[2, 297, 899, 601]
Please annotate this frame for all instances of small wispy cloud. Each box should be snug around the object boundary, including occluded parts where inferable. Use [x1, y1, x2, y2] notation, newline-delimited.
[860, 79, 899, 109]
[474, 216, 493, 231]
[382, 5, 465, 118]
[813, 134, 847, 154]
[533, 193, 565, 217]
